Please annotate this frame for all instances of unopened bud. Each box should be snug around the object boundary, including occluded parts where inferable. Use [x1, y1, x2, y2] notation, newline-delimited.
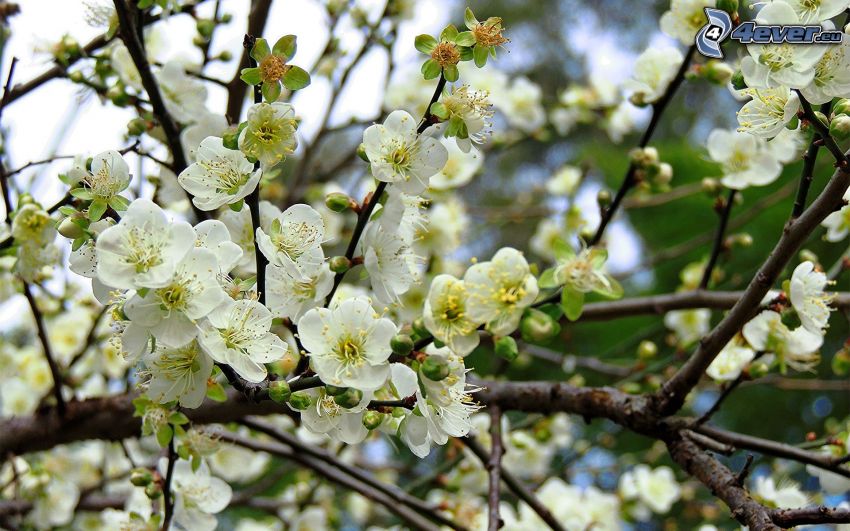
[494, 336, 519, 362]
[268, 380, 291, 404]
[325, 385, 348, 396]
[704, 60, 734, 85]
[748, 361, 770, 379]
[362, 410, 384, 430]
[630, 147, 659, 167]
[702, 177, 721, 196]
[655, 162, 673, 186]
[196, 19, 215, 38]
[637, 340, 658, 360]
[333, 387, 363, 409]
[127, 117, 148, 137]
[731, 233, 753, 247]
[834, 98, 850, 117]
[412, 318, 429, 337]
[421, 355, 450, 381]
[144, 482, 162, 499]
[329, 255, 351, 273]
[220, 13, 233, 23]
[597, 190, 612, 209]
[716, 0, 739, 15]
[325, 192, 354, 213]
[130, 467, 153, 487]
[830, 114, 850, 141]
[288, 391, 312, 410]
[520, 309, 560, 344]
[799, 249, 819, 264]
[832, 348, 850, 376]
[731, 70, 747, 91]
[391, 334, 414, 356]
[620, 382, 642, 395]
[218, 50, 233, 62]
[107, 85, 128, 106]
[357, 143, 370, 162]
[68, 70, 84, 83]
[58, 217, 85, 239]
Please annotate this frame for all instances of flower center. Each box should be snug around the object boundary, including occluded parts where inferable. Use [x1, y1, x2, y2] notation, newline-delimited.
[442, 295, 465, 321]
[431, 42, 461, 67]
[473, 20, 508, 47]
[260, 55, 289, 83]
[336, 337, 363, 364]
[158, 282, 190, 312]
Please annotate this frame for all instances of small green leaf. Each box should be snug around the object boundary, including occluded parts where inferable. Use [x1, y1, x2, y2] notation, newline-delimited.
[430, 101, 448, 119]
[250, 38, 271, 62]
[538, 268, 559, 289]
[262, 80, 282, 102]
[464, 7, 478, 29]
[473, 44, 489, 68]
[108, 195, 130, 212]
[58, 205, 77, 217]
[228, 199, 244, 212]
[282, 65, 311, 90]
[168, 412, 190, 425]
[421, 59, 441, 80]
[552, 239, 574, 261]
[156, 424, 173, 447]
[414, 34, 438, 54]
[441, 24, 459, 41]
[561, 287, 585, 321]
[443, 64, 459, 82]
[191, 454, 201, 472]
[88, 200, 107, 221]
[273, 35, 297, 59]
[71, 236, 87, 252]
[455, 31, 476, 47]
[459, 46, 474, 62]
[177, 444, 190, 460]
[596, 278, 624, 299]
[70, 188, 93, 200]
[240, 67, 262, 86]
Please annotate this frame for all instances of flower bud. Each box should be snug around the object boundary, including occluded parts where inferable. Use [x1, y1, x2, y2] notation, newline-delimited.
[329, 255, 351, 273]
[144, 482, 162, 499]
[68, 70, 84, 83]
[220, 13, 233, 23]
[130, 467, 154, 487]
[268, 380, 291, 404]
[716, 0, 739, 15]
[834, 98, 850, 117]
[730, 233, 753, 247]
[748, 361, 770, 379]
[325, 385, 348, 396]
[704, 60, 734, 85]
[107, 85, 128, 106]
[830, 114, 850, 141]
[637, 340, 658, 360]
[520, 309, 560, 344]
[630, 147, 658, 167]
[196, 19, 215, 38]
[832, 348, 850, 376]
[362, 410, 384, 430]
[731, 70, 747, 91]
[391, 334, 415, 356]
[421, 355, 450, 381]
[219, 50, 233, 61]
[412, 318, 429, 337]
[701, 177, 721, 196]
[597, 189, 612, 209]
[620, 382, 642, 394]
[58, 217, 85, 239]
[127, 117, 148, 137]
[326, 192, 354, 213]
[494, 336, 519, 362]
[288, 391, 312, 410]
[800, 249, 819, 265]
[333, 388, 364, 409]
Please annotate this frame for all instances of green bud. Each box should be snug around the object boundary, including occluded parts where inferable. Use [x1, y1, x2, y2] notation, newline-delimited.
[731, 70, 747, 91]
[704, 61, 734, 85]
[222, 127, 241, 150]
[325, 385, 348, 396]
[127, 117, 148, 137]
[637, 340, 658, 360]
[731, 233, 753, 247]
[68, 70, 84, 83]
[800, 249, 819, 265]
[421, 356, 450, 381]
[814, 111, 829, 128]
[716, 0, 739, 15]
[357, 143, 370, 162]
[412, 318, 429, 337]
[329, 256, 351, 274]
[107, 85, 128, 106]
[701, 177, 721, 196]
[196, 19, 215, 38]
[333, 388, 364, 409]
[362, 410, 384, 430]
[325, 192, 354, 212]
[597, 190, 612, 209]
[391, 334, 415, 356]
[494, 336, 519, 362]
[58, 217, 85, 239]
[620, 382, 642, 394]
[288, 391, 312, 410]
[520, 309, 560, 343]
[192, 35, 206, 47]
[218, 50, 233, 62]
[268, 380, 291, 404]
[220, 13, 233, 23]
[144, 482, 162, 499]
[830, 114, 850, 141]
[833, 98, 850, 117]
[832, 348, 850, 376]
[130, 467, 154, 487]
[748, 362, 770, 379]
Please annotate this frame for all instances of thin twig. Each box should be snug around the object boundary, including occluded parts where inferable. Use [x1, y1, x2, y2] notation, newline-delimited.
[160, 438, 177, 531]
[699, 189, 737, 289]
[792, 101, 830, 217]
[487, 406, 503, 531]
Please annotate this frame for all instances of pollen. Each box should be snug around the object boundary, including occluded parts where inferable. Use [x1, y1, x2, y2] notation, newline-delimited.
[472, 19, 508, 48]
[260, 54, 289, 83]
[431, 41, 461, 67]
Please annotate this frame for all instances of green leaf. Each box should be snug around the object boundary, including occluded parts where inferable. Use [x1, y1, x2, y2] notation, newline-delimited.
[108, 195, 130, 212]
[441, 24, 459, 41]
[464, 7, 478, 29]
[430, 101, 448, 120]
[250, 38, 271, 62]
[421, 59, 441, 80]
[206, 382, 227, 402]
[282, 65, 311, 91]
[561, 287, 585, 321]
[273, 35, 297, 59]
[70, 188, 93, 200]
[443, 64, 459, 82]
[72, 236, 87, 252]
[538, 268, 559, 289]
[58, 205, 77, 217]
[137, 0, 154, 8]
[88, 200, 107, 222]
[156, 424, 173, 447]
[473, 44, 489, 68]
[414, 34, 438, 54]
[228, 199, 244, 212]
[595, 277, 624, 299]
[459, 46, 474, 62]
[552, 238, 574, 261]
[168, 412, 190, 425]
[455, 31, 476, 47]
[177, 444, 190, 460]
[240, 67, 262, 86]
[191, 454, 201, 472]
[262, 80, 282, 102]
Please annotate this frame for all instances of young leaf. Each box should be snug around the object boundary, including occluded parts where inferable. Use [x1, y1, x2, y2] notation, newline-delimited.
[561, 287, 585, 321]
[282, 66, 311, 91]
[414, 34, 438, 54]
[273, 35, 297, 59]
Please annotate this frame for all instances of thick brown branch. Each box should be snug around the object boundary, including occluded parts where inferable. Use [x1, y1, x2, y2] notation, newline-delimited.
[771, 506, 850, 526]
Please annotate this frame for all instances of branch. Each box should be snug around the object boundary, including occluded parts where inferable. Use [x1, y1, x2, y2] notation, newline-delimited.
[160, 439, 176, 530]
[792, 101, 830, 217]
[771, 506, 850, 526]
[797, 92, 848, 166]
[486, 406, 503, 531]
[699, 189, 736, 289]
[224, 0, 272, 123]
[654, 153, 850, 416]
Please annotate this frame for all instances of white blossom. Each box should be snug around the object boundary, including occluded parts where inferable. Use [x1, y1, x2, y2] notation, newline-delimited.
[266, 262, 334, 321]
[743, 310, 823, 372]
[144, 340, 213, 408]
[257, 204, 325, 281]
[178, 136, 261, 211]
[737, 87, 800, 138]
[660, 0, 715, 45]
[624, 47, 684, 106]
[423, 274, 482, 356]
[789, 261, 833, 333]
[707, 128, 783, 190]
